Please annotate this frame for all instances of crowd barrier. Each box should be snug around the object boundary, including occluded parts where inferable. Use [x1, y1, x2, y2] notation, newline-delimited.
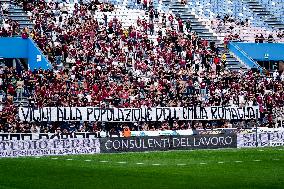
[0, 128, 264, 141]
[0, 130, 283, 157]
[0, 127, 281, 141]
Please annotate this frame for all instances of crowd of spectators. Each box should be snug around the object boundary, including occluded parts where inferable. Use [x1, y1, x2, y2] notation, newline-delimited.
[212, 14, 250, 43]
[0, 1, 20, 37]
[0, 0, 283, 134]
[211, 14, 284, 43]
[0, 18, 20, 37]
[276, 31, 284, 39]
[255, 34, 275, 43]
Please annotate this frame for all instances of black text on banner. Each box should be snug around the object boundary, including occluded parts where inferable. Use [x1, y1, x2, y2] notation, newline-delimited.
[237, 132, 284, 148]
[0, 138, 100, 158]
[18, 106, 260, 122]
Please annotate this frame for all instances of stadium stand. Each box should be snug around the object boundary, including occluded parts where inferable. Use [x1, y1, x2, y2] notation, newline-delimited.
[0, 0, 283, 134]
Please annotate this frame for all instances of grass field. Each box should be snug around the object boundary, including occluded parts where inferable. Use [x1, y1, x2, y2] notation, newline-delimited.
[0, 147, 283, 189]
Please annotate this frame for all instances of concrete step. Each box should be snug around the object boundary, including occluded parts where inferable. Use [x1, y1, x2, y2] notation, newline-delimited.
[180, 14, 196, 18]
[247, 4, 263, 8]
[9, 11, 28, 16]
[264, 19, 282, 23]
[267, 23, 284, 27]
[226, 59, 245, 65]
[227, 66, 247, 71]
[185, 20, 200, 23]
[9, 14, 30, 19]
[191, 25, 210, 29]
[265, 17, 278, 21]
[227, 61, 242, 65]
[266, 24, 284, 29]
[198, 33, 216, 37]
[11, 7, 24, 11]
[197, 37, 218, 41]
[171, 4, 186, 8]
[180, 17, 198, 22]
[255, 12, 271, 16]
[192, 28, 210, 32]
[226, 57, 239, 61]
[0, 0, 11, 3]
[190, 23, 203, 26]
[9, 9, 24, 13]
[246, 4, 261, 7]
[16, 20, 32, 25]
[19, 24, 34, 29]
[243, 0, 284, 31]
[9, 16, 30, 21]
[245, 1, 260, 4]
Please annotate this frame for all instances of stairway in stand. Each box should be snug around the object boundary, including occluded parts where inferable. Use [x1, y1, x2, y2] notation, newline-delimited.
[243, 0, 284, 30]
[0, 0, 33, 31]
[161, 0, 247, 71]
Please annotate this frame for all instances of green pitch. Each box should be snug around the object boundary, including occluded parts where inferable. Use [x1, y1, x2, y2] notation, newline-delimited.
[0, 148, 283, 189]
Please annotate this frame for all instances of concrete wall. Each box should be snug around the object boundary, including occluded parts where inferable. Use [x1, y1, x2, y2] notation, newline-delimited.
[232, 42, 284, 61]
[0, 37, 52, 70]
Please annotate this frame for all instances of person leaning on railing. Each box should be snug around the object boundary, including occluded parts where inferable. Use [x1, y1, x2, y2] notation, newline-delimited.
[122, 126, 131, 138]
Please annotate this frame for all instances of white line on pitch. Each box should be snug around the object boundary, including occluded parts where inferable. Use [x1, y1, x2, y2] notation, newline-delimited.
[117, 162, 127, 164]
[273, 159, 280, 161]
[136, 163, 144, 165]
[253, 160, 261, 162]
[177, 164, 186, 166]
[152, 164, 160, 166]
[200, 162, 207, 165]
[66, 159, 73, 161]
[85, 160, 91, 162]
[218, 162, 224, 164]
[258, 150, 264, 152]
[99, 161, 108, 163]
[235, 161, 243, 163]
[51, 158, 58, 160]
[35, 157, 41, 159]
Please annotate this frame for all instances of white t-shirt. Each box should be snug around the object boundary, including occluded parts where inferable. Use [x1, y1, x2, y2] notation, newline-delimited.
[78, 93, 84, 100]
[70, 74, 75, 80]
[239, 95, 245, 104]
[86, 94, 92, 102]
[281, 74, 284, 81]
[273, 71, 279, 80]
[2, 3, 9, 11]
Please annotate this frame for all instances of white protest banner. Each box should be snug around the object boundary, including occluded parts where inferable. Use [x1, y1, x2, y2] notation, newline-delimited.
[18, 106, 259, 122]
[0, 138, 100, 158]
[273, 107, 284, 127]
[237, 131, 284, 148]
